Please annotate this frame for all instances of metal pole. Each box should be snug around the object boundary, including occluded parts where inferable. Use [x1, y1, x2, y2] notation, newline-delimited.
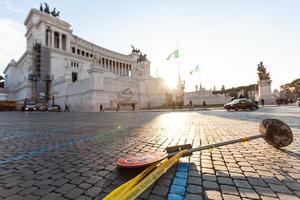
[168, 134, 264, 157]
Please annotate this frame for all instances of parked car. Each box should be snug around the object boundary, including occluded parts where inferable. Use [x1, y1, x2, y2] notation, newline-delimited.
[24, 101, 37, 111]
[224, 98, 258, 111]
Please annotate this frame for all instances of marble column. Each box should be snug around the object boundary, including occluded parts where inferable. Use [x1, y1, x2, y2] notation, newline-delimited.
[51, 31, 54, 47]
[59, 33, 62, 50]
[47, 30, 51, 47]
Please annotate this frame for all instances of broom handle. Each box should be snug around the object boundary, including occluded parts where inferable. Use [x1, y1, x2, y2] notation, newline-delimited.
[168, 134, 265, 157]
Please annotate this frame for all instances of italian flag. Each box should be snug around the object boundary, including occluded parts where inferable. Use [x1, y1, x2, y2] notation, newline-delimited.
[166, 49, 179, 60]
[189, 65, 199, 75]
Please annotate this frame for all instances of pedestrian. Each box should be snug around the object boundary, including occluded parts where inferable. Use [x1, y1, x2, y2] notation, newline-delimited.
[64, 103, 68, 112]
[100, 104, 103, 112]
[203, 100, 206, 107]
[131, 103, 135, 111]
[116, 103, 120, 112]
[189, 100, 193, 110]
[261, 99, 265, 106]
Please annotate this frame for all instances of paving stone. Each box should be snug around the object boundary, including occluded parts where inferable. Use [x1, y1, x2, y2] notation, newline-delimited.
[6, 195, 27, 200]
[79, 183, 92, 190]
[203, 181, 219, 190]
[55, 183, 76, 194]
[65, 188, 85, 199]
[51, 178, 69, 186]
[283, 181, 300, 191]
[268, 183, 292, 194]
[203, 174, 217, 181]
[70, 177, 88, 185]
[218, 177, 234, 185]
[148, 194, 166, 200]
[98, 171, 110, 177]
[23, 194, 40, 200]
[188, 177, 202, 185]
[40, 192, 62, 200]
[65, 173, 80, 180]
[253, 186, 277, 197]
[85, 186, 102, 198]
[170, 185, 186, 196]
[32, 186, 56, 196]
[167, 193, 184, 200]
[187, 184, 202, 194]
[19, 186, 39, 195]
[152, 185, 169, 196]
[0, 186, 22, 198]
[238, 188, 260, 199]
[95, 178, 112, 188]
[220, 185, 239, 195]
[233, 179, 252, 189]
[222, 194, 241, 200]
[75, 195, 92, 200]
[260, 196, 279, 200]
[172, 177, 187, 187]
[204, 190, 222, 199]
[186, 193, 203, 200]
[157, 178, 172, 187]
[247, 178, 267, 187]
[277, 193, 300, 200]
[202, 168, 215, 174]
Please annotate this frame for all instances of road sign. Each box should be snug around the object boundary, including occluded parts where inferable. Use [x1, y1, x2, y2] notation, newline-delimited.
[117, 152, 167, 168]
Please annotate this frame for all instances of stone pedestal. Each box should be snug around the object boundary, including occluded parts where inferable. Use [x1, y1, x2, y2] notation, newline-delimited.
[257, 80, 275, 105]
[87, 68, 109, 111]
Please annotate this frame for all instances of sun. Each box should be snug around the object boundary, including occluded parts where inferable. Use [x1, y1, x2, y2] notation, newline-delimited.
[164, 76, 177, 89]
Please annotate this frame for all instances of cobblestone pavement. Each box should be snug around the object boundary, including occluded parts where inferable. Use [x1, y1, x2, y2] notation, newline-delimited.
[0, 106, 299, 200]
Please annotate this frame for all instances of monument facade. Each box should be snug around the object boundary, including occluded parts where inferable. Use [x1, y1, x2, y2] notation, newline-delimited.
[3, 6, 169, 111]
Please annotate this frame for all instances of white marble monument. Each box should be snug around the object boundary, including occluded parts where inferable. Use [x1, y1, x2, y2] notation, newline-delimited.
[3, 6, 170, 111]
[257, 62, 275, 104]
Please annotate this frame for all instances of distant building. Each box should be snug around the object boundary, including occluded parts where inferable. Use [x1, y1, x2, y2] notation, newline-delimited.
[279, 79, 300, 99]
[184, 83, 232, 105]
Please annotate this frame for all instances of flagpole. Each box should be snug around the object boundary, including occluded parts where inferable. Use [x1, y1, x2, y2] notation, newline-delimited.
[177, 41, 180, 79]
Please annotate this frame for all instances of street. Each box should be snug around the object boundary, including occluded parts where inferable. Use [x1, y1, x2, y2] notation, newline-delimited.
[0, 106, 299, 200]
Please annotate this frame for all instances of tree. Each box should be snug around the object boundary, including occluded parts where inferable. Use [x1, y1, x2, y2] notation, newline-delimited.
[221, 85, 225, 91]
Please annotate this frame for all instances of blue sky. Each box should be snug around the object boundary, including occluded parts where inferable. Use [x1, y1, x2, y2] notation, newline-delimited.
[0, 0, 299, 91]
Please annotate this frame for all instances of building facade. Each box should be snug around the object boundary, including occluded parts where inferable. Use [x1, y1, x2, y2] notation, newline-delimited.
[3, 8, 169, 111]
[184, 84, 232, 105]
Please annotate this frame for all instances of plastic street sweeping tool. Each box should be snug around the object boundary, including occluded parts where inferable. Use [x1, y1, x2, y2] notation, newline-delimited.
[104, 119, 293, 200]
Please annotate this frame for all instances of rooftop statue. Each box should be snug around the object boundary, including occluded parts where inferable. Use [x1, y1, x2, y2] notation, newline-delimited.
[39, 3, 60, 17]
[51, 8, 60, 17]
[131, 45, 141, 53]
[257, 61, 270, 81]
[43, 2, 50, 14]
[137, 53, 147, 63]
